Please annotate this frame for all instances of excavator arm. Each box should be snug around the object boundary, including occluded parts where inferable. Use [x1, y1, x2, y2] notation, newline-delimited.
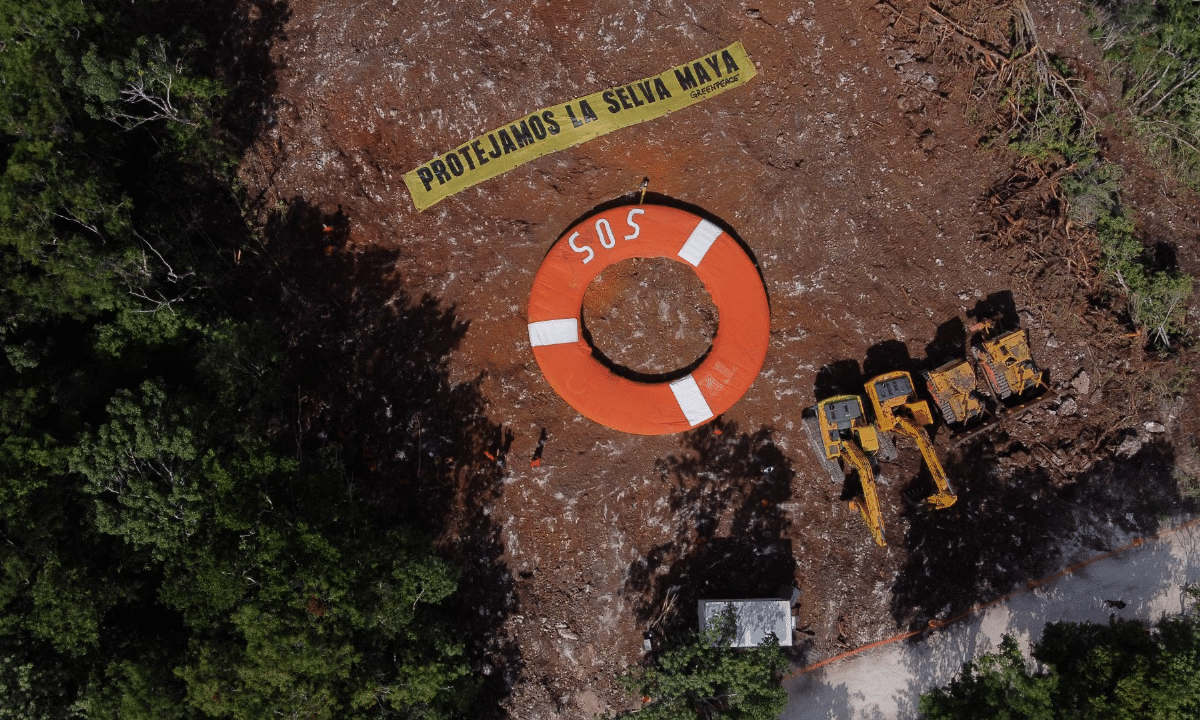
[840, 440, 886, 546]
[895, 416, 957, 509]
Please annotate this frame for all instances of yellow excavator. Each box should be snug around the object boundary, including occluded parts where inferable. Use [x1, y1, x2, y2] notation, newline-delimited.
[864, 371, 957, 510]
[804, 395, 887, 546]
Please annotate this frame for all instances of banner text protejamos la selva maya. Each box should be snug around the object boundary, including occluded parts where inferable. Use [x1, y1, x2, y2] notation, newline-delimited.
[403, 41, 757, 211]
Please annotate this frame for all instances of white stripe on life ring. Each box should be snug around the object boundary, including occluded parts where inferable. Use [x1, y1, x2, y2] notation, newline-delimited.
[528, 318, 579, 347]
[677, 219, 722, 267]
[669, 374, 714, 426]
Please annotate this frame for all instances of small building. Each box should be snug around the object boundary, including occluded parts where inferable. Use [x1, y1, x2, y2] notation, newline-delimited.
[697, 599, 794, 648]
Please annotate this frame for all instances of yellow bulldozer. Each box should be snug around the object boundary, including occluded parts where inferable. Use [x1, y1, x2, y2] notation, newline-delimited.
[864, 371, 957, 510]
[972, 321, 1048, 402]
[923, 318, 1051, 435]
[922, 357, 986, 428]
[804, 395, 887, 546]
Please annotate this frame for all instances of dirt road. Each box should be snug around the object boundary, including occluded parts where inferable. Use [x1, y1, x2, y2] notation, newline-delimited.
[784, 518, 1200, 719]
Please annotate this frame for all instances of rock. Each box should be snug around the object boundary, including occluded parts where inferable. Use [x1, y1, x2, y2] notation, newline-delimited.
[888, 49, 916, 67]
[1144, 421, 1167, 433]
[896, 94, 924, 113]
[556, 627, 579, 641]
[1167, 394, 1185, 424]
[1115, 432, 1143, 459]
[1071, 370, 1091, 397]
[899, 63, 938, 91]
[1046, 336, 1060, 348]
[1058, 397, 1078, 416]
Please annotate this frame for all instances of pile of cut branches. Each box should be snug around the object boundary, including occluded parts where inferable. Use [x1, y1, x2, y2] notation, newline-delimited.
[904, 1, 1103, 300]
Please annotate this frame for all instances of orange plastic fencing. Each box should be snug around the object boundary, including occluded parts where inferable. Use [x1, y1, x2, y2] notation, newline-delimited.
[789, 514, 1200, 678]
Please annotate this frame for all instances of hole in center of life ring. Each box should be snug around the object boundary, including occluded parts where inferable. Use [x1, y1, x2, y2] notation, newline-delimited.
[581, 257, 718, 377]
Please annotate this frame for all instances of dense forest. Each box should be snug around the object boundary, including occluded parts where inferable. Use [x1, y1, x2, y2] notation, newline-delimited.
[0, 2, 484, 718]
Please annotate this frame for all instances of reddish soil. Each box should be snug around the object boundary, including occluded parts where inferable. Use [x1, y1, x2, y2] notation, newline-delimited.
[583, 257, 718, 375]
[237, 0, 1200, 717]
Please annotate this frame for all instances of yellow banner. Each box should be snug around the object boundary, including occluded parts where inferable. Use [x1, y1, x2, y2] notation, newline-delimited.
[403, 41, 756, 211]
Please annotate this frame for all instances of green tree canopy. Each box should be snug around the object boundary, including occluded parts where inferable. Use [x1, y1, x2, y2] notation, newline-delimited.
[610, 606, 790, 720]
[0, 1, 481, 718]
[920, 611, 1200, 719]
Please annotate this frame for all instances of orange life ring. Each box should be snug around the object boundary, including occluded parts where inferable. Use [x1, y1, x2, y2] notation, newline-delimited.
[527, 205, 770, 435]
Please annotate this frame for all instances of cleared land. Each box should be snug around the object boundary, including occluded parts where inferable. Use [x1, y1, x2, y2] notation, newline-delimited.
[239, 0, 1200, 716]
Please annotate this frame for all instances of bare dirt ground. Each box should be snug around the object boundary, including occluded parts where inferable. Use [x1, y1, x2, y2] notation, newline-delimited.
[232, 0, 1200, 717]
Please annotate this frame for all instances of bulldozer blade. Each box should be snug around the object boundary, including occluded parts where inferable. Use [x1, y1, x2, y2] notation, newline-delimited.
[1001, 387, 1058, 418]
[949, 388, 1058, 445]
[949, 416, 1001, 445]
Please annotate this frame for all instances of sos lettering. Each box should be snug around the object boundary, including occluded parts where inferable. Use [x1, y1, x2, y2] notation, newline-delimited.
[567, 208, 645, 264]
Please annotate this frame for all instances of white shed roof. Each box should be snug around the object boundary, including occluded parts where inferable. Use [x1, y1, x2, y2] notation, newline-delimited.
[697, 599, 794, 648]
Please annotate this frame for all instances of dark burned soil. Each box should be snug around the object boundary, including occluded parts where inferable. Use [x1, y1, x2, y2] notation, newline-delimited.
[235, 0, 1200, 717]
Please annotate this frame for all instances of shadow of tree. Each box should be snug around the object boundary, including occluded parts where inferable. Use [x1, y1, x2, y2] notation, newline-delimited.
[967, 290, 1021, 331]
[782, 674, 855, 720]
[259, 199, 519, 715]
[863, 339, 916, 380]
[622, 419, 796, 644]
[814, 359, 864, 401]
[891, 437, 1186, 632]
[891, 628, 989, 720]
[210, 0, 292, 149]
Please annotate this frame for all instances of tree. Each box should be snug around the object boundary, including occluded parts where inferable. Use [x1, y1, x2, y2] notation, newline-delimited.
[0, 1, 483, 717]
[918, 634, 1055, 720]
[1093, 0, 1200, 190]
[610, 605, 789, 720]
[1095, 210, 1193, 349]
[920, 611, 1200, 719]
